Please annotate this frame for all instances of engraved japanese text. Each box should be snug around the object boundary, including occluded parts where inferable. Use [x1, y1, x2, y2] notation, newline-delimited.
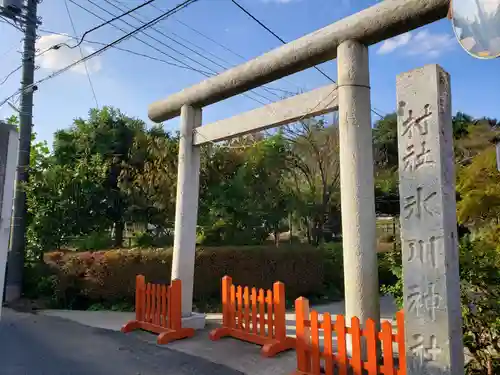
[403, 187, 437, 220]
[407, 236, 440, 268]
[407, 283, 442, 321]
[409, 334, 442, 365]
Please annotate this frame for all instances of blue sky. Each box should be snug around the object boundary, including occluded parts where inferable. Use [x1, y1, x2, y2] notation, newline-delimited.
[0, 0, 499, 146]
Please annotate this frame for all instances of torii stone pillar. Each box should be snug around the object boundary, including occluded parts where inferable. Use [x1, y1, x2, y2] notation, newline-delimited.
[337, 40, 380, 333]
[171, 104, 206, 329]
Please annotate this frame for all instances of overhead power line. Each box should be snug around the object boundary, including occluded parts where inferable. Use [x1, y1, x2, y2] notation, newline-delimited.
[0, 42, 88, 88]
[73, 0, 274, 104]
[0, 15, 24, 32]
[172, 16, 248, 61]
[38, 28, 214, 75]
[81, 0, 225, 78]
[64, 0, 158, 49]
[67, 0, 214, 78]
[64, 0, 100, 108]
[105, 0, 228, 72]
[229, 0, 336, 83]
[105, 0, 294, 98]
[229, 0, 386, 119]
[0, 0, 201, 109]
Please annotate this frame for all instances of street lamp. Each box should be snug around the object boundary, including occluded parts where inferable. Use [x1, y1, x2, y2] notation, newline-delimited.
[449, 0, 500, 59]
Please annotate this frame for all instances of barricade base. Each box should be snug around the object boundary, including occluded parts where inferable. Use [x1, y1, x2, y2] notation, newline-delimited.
[209, 327, 295, 357]
[121, 319, 195, 344]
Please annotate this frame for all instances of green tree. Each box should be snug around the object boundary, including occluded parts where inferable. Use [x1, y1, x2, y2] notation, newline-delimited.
[52, 106, 145, 247]
[120, 126, 179, 232]
[283, 117, 341, 244]
[373, 112, 398, 170]
[457, 147, 500, 229]
[25, 154, 110, 257]
[198, 134, 290, 245]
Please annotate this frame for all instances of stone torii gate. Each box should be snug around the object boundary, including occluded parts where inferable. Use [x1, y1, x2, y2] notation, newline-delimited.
[148, 0, 463, 373]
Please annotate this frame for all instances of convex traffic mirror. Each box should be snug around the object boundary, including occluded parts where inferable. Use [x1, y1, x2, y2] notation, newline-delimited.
[450, 0, 500, 59]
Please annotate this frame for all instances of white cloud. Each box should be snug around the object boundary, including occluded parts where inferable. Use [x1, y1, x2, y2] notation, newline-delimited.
[35, 34, 102, 75]
[377, 29, 455, 57]
[377, 32, 412, 54]
[406, 30, 455, 58]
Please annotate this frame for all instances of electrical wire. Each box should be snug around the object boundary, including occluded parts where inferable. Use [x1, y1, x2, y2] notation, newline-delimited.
[229, 0, 336, 84]
[173, 16, 248, 60]
[81, 0, 225, 78]
[38, 28, 215, 75]
[104, 0, 293, 99]
[0, 15, 24, 32]
[0, 41, 93, 87]
[55, 2, 211, 78]
[62, 0, 158, 50]
[164, 7, 305, 92]
[64, 0, 100, 108]
[0, 0, 201, 109]
[105, 0, 229, 72]
[0, 65, 22, 86]
[72, 0, 273, 104]
[229, 0, 386, 119]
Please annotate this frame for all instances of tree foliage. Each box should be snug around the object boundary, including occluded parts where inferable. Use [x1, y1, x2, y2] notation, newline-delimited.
[457, 147, 500, 228]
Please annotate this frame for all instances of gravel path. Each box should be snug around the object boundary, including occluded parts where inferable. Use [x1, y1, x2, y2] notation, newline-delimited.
[0, 308, 243, 375]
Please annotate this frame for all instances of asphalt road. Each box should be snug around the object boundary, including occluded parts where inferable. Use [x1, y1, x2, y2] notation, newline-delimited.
[0, 308, 243, 375]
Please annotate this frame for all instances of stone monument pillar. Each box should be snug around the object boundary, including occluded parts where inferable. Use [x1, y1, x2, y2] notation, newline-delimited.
[0, 122, 19, 318]
[396, 64, 464, 375]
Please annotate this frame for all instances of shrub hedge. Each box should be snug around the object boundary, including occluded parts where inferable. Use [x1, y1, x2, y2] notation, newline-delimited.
[36, 243, 397, 310]
[42, 244, 326, 310]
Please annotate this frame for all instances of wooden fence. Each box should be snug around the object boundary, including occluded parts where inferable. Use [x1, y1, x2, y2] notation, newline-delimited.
[121, 275, 195, 344]
[209, 275, 295, 357]
[293, 297, 406, 375]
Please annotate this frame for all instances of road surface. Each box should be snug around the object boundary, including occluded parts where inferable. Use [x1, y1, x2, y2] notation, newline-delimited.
[0, 308, 243, 375]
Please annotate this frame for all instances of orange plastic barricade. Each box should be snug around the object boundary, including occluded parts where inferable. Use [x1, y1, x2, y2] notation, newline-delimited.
[293, 297, 406, 375]
[121, 275, 195, 344]
[209, 275, 295, 357]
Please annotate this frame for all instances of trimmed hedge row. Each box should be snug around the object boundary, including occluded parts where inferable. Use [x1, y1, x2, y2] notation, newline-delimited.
[43, 244, 326, 309]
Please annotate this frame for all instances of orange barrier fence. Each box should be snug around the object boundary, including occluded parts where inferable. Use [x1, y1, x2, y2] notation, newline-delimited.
[209, 275, 295, 357]
[121, 275, 195, 344]
[293, 297, 406, 375]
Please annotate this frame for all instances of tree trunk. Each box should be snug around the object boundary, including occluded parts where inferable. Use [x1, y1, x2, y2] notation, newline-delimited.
[274, 229, 280, 248]
[114, 220, 124, 248]
[313, 218, 324, 246]
[289, 213, 293, 244]
[305, 218, 312, 244]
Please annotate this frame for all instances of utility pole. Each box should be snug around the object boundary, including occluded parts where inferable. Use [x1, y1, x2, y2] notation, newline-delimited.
[1, 0, 39, 302]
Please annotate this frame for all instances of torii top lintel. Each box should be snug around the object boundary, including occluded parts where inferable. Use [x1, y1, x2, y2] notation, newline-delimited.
[148, 0, 450, 123]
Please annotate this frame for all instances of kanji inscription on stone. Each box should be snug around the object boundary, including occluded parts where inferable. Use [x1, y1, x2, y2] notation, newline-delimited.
[397, 65, 463, 375]
[400, 102, 432, 139]
[402, 140, 435, 172]
[403, 186, 437, 220]
[406, 235, 440, 268]
[407, 282, 442, 321]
